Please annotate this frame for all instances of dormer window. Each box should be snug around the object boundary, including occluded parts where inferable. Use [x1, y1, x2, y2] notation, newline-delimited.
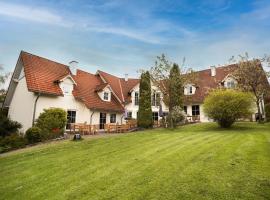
[224, 76, 237, 89]
[184, 84, 195, 95]
[103, 92, 109, 101]
[226, 81, 236, 89]
[188, 86, 193, 95]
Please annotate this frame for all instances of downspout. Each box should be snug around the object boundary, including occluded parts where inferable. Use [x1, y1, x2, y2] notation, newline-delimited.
[32, 93, 40, 126]
[90, 111, 95, 125]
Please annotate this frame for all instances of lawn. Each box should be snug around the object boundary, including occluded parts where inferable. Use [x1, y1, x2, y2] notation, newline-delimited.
[0, 123, 270, 200]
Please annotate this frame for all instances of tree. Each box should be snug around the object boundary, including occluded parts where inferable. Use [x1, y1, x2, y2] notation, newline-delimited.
[230, 53, 270, 123]
[150, 54, 195, 128]
[0, 64, 10, 104]
[137, 71, 152, 128]
[203, 89, 253, 128]
[265, 104, 270, 122]
[167, 64, 184, 128]
[0, 113, 22, 137]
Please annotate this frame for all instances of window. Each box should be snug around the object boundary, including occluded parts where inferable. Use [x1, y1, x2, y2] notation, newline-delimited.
[110, 114, 116, 123]
[135, 92, 139, 105]
[192, 105, 200, 116]
[125, 111, 132, 119]
[226, 81, 235, 88]
[152, 112, 159, 121]
[184, 106, 187, 114]
[189, 86, 193, 94]
[66, 110, 76, 129]
[103, 92, 109, 101]
[152, 92, 161, 106]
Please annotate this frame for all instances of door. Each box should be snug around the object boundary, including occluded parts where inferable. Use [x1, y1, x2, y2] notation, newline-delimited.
[99, 113, 106, 129]
[66, 110, 76, 130]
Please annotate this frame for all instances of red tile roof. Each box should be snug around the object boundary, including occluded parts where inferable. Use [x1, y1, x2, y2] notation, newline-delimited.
[73, 70, 124, 112]
[21, 51, 125, 112]
[21, 51, 71, 96]
[184, 64, 238, 104]
[97, 70, 139, 103]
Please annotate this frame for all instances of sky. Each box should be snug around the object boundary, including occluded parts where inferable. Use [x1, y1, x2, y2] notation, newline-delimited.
[0, 0, 270, 79]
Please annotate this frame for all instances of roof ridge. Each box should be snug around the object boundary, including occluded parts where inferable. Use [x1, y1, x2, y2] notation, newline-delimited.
[21, 50, 70, 70]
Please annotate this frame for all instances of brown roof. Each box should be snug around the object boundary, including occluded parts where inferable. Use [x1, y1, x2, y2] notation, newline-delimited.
[21, 51, 71, 96]
[97, 70, 139, 103]
[184, 64, 238, 104]
[73, 70, 124, 112]
[20, 51, 126, 112]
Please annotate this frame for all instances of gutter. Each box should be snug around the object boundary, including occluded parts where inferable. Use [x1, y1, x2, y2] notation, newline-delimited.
[90, 111, 95, 125]
[32, 93, 41, 126]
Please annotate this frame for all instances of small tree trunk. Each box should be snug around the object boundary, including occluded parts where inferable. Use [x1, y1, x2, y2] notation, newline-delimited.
[256, 99, 263, 123]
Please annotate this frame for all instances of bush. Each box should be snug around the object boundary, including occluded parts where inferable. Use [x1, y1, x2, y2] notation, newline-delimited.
[265, 104, 270, 122]
[0, 113, 22, 137]
[0, 134, 26, 153]
[25, 127, 43, 144]
[36, 108, 67, 140]
[203, 89, 253, 128]
[167, 106, 186, 128]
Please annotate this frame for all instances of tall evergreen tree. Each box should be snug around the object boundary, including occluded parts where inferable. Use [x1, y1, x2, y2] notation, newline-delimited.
[169, 64, 183, 111]
[168, 64, 183, 128]
[137, 71, 152, 128]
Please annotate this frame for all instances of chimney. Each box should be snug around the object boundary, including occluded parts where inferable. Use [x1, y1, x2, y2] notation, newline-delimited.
[69, 61, 78, 75]
[210, 66, 216, 76]
[124, 74, 128, 81]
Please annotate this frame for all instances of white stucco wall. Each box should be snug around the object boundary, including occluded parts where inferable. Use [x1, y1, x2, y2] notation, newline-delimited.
[8, 77, 36, 132]
[125, 83, 169, 120]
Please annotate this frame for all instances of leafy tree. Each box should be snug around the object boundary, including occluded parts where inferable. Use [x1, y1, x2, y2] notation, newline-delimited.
[0, 64, 10, 104]
[36, 108, 67, 139]
[203, 89, 253, 128]
[150, 54, 195, 128]
[230, 53, 270, 122]
[137, 71, 152, 128]
[265, 104, 270, 122]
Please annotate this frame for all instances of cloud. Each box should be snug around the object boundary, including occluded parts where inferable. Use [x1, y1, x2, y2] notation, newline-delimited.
[0, 2, 195, 45]
[0, 2, 72, 27]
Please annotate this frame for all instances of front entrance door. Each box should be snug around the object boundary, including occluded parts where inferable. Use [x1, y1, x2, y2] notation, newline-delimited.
[100, 113, 106, 129]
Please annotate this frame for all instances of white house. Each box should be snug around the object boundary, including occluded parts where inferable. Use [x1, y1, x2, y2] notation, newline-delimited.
[3, 51, 267, 132]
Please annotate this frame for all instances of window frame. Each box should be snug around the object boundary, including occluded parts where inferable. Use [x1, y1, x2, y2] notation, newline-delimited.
[103, 92, 109, 101]
[152, 112, 159, 121]
[192, 105, 200, 116]
[110, 113, 116, 123]
[134, 92, 139, 106]
[66, 110, 76, 129]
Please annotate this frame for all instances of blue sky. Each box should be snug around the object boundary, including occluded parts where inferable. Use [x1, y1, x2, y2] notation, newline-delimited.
[0, 0, 270, 78]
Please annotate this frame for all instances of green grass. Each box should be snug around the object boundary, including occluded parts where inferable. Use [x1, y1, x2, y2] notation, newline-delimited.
[1, 122, 270, 200]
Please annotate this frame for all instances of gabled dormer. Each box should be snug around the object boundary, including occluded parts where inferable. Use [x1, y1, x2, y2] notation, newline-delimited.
[95, 83, 113, 102]
[184, 84, 196, 95]
[222, 74, 237, 89]
[56, 74, 77, 96]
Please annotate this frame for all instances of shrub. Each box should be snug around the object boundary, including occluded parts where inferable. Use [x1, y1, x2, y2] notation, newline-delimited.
[0, 134, 26, 153]
[36, 108, 67, 140]
[25, 127, 43, 144]
[167, 106, 186, 128]
[0, 113, 22, 137]
[265, 104, 270, 122]
[203, 89, 253, 128]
